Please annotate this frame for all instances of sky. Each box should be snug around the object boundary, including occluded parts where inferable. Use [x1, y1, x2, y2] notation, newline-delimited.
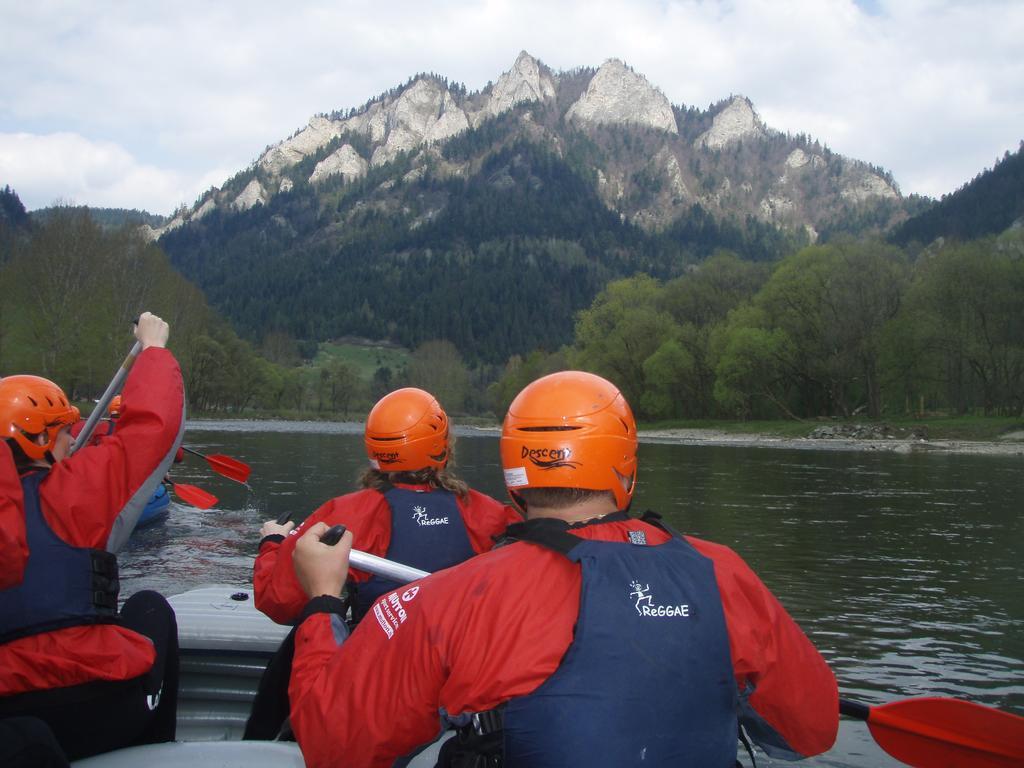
[1, 0, 1021, 216]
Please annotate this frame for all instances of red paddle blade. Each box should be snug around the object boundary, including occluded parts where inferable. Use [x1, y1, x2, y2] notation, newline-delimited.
[205, 454, 251, 483]
[172, 483, 218, 510]
[867, 697, 1024, 768]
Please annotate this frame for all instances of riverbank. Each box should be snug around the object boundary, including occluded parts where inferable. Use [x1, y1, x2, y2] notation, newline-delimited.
[184, 418, 1024, 456]
[635, 427, 1024, 456]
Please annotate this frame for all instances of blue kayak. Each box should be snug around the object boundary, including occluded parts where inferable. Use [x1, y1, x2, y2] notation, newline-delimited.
[136, 483, 171, 528]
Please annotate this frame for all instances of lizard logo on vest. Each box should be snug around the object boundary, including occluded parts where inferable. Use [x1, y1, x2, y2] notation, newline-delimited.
[629, 580, 690, 618]
[412, 504, 449, 526]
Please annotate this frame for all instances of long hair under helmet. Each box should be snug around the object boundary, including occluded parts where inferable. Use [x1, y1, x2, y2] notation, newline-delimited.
[0, 375, 80, 462]
[500, 370, 637, 512]
[364, 388, 450, 473]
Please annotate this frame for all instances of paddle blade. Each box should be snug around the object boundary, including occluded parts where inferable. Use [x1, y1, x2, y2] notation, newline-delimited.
[172, 483, 218, 510]
[867, 697, 1024, 768]
[205, 454, 251, 483]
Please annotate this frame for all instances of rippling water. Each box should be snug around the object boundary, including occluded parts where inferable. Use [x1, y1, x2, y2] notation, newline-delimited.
[119, 421, 1024, 767]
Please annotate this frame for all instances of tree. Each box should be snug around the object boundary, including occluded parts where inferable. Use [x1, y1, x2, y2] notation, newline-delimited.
[754, 241, 908, 418]
[900, 234, 1024, 415]
[639, 340, 696, 420]
[323, 359, 363, 416]
[711, 306, 798, 420]
[406, 340, 470, 413]
[573, 275, 677, 412]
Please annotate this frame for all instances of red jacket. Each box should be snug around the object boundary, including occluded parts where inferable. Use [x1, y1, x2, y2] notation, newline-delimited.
[254, 485, 520, 625]
[0, 442, 27, 590]
[289, 517, 838, 768]
[0, 348, 184, 696]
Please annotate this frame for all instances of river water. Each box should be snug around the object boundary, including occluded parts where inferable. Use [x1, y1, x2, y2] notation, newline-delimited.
[120, 420, 1024, 767]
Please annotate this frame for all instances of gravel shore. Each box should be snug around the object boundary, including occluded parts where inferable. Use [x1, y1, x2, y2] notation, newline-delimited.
[636, 428, 1024, 456]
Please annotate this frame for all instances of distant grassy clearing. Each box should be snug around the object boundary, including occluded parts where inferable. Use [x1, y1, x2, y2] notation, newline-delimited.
[313, 341, 410, 380]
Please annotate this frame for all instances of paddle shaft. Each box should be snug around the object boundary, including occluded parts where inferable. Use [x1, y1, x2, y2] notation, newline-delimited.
[349, 549, 429, 583]
[69, 340, 142, 456]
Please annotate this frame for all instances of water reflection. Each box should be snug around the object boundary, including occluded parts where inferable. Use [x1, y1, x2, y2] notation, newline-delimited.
[117, 424, 1023, 767]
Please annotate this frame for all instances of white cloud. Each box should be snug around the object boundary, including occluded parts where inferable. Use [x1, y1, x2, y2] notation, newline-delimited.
[0, 133, 206, 213]
[1, 0, 1021, 212]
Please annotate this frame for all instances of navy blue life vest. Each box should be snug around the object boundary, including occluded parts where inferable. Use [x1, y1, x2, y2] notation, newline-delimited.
[353, 485, 474, 620]
[0, 471, 119, 645]
[500, 517, 738, 768]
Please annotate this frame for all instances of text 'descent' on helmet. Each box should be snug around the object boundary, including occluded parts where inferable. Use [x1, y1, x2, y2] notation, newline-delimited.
[364, 388, 449, 472]
[500, 370, 637, 510]
[0, 375, 81, 461]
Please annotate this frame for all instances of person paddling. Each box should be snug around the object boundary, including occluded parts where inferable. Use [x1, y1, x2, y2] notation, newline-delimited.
[0, 312, 185, 761]
[286, 371, 838, 767]
[254, 387, 518, 625]
[246, 387, 517, 740]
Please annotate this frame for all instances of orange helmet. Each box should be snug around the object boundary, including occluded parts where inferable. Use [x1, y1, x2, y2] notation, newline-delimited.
[108, 395, 123, 418]
[0, 375, 80, 462]
[500, 371, 637, 510]
[364, 388, 449, 472]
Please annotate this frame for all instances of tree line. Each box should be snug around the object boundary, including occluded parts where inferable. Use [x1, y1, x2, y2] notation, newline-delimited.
[0, 204, 483, 419]
[492, 236, 1023, 421]
[4, 193, 1020, 424]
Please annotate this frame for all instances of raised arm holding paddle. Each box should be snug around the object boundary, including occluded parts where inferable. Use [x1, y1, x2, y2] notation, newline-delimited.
[0, 311, 184, 762]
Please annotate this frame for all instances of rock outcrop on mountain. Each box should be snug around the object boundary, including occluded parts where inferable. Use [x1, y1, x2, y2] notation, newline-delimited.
[233, 179, 266, 210]
[566, 59, 677, 134]
[367, 80, 470, 167]
[260, 116, 345, 175]
[840, 170, 899, 202]
[483, 50, 556, 121]
[696, 96, 766, 149]
[309, 144, 368, 184]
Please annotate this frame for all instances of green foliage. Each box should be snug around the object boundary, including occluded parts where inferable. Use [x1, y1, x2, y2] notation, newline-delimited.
[405, 340, 470, 413]
[568, 235, 1022, 420]
[898, 233, 1024, 415]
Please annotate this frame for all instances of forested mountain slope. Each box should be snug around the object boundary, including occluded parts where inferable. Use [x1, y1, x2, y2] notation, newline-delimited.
[891, 142, 1024, 246]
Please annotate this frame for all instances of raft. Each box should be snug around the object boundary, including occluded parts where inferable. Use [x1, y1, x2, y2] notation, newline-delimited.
[72, 585, 449, 766]
[135, 483, 171, 528]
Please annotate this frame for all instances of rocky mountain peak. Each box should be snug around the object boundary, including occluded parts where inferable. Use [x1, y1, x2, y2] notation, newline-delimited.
[485, 50, 556, 120]
[566, 59, 678, 134]
[148, 54, 907, 245]
[696, 96, 765, 150]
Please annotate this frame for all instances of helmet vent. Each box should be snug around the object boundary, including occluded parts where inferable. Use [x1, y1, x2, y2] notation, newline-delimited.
[372, 436, 404, 442]
[618, 417, 632, 434]
[519, 426, 581, 432]
[46, 397, 54, 406]
[27, 396, 38, 407]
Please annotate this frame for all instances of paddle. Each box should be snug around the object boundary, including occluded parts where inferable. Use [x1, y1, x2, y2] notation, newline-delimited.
[321, 524, 430, 583]
[314, 535, 1024, 768]
[840, 696, 1024, 768]
[170, 482, 218, 510]
[181, 446, 251, 484]
[68, 340, 142, 455]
